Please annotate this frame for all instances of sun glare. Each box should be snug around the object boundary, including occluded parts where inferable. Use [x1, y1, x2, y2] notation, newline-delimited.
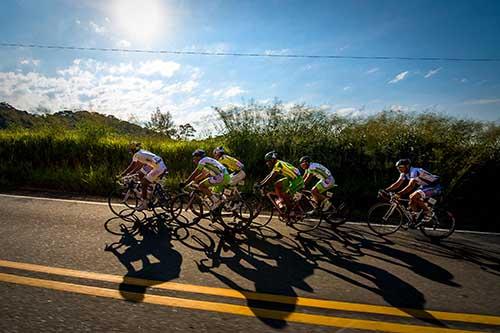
[110, 0, 166, 44]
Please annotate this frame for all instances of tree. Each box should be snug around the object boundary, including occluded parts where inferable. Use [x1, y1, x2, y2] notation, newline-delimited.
[145, 107, 177, 137]
[176, 123, 196, 140]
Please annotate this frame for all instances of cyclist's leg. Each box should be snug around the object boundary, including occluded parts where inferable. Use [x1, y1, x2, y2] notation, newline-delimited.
[313, 177, 334, 210]
[229, 170, 246, 186]
[274, 178, 291, 209]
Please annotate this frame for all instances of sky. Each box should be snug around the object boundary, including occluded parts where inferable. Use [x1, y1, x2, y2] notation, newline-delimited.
[0, 0, 499, 132]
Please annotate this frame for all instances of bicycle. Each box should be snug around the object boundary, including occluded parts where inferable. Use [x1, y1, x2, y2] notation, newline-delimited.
[170, 182, 253, 232]
[367, 190, 456, 240]
[107, 173, 175, 219]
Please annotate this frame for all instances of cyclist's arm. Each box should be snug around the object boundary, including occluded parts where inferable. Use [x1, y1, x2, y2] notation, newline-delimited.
[303, 173, 313, 186]
[396, 179, 418, 196]
[185, 168, 202, 184]
[259, 171, 277, 187]
[385, 177, 405, 192]
[118, 161, 141, 177]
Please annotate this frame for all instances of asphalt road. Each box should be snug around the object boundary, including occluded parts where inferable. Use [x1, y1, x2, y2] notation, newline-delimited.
[0, 193, 499, 333]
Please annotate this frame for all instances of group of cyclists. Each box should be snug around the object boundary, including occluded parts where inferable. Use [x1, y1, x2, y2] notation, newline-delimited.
[118, 142, 442, 222]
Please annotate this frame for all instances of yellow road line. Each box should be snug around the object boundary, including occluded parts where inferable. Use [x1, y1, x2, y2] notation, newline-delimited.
[0, 272, 483, 333]
[0, 259, 499, 326]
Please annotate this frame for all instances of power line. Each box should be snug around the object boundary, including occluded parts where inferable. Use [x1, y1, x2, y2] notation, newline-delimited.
[1, 42, 500, 62]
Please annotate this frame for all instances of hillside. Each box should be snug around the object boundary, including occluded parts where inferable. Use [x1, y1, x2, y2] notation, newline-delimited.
[0, 102, 155, 136]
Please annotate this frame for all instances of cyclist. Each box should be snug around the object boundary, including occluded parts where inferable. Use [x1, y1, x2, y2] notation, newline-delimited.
[385, 158, 442, 222]
[299, 156, 335, 211]
[182, 149, 230, 210]
[118, 142, 168, 211]
[213, 146, 246, 186]
[256, 151, 304, 213]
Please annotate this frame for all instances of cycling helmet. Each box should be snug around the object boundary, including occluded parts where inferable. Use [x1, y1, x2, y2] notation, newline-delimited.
[299, 156, 311, 164]
[128, 142, 141, 152]
[192, 149, 206, 158]
[264, 151, 278, 161]
[395, 158, 411, 167]
[213, 146, 225, 155]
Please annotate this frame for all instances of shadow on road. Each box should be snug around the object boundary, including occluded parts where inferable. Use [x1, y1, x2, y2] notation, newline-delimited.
[105, 215, 182, 303]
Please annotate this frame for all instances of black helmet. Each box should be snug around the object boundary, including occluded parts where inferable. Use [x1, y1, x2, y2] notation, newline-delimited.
[264, 151, 278, 161]
[192, 149, 206, 158]
[299, 156, 311, 164]
[395, 158, 411, 167]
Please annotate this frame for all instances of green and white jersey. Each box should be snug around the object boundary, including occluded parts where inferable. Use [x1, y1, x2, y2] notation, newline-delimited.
[133, 150, 164, 168]
[305, 162, 333, 181]
[196, 157, 228, 176]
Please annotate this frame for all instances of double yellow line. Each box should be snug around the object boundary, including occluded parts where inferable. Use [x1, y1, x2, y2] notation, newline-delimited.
[0, 259, 498, 332]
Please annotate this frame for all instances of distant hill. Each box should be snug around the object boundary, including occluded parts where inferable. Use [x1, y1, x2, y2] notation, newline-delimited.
[0, 102, 155, 136]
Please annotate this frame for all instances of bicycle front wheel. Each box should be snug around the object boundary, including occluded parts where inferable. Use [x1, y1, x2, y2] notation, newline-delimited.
[367, 203, 403, 236]
[218, 199, 254, 232]
[419, 208, 456, 240]
[108, 187, 138, 217]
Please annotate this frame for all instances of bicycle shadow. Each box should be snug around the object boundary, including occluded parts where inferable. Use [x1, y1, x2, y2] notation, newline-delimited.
[105, 215, 182, 303]
[294, 231, 448, 327]
[196, 226, 316, 329]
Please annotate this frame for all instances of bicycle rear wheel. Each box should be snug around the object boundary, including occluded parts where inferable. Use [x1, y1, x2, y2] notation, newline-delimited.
[419, 208, 456, 240]
[323, 199, 351, 226]
[367, 203, 403, 236]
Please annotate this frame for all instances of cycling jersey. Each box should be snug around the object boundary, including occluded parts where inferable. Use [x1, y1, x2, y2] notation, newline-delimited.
[272, 160, 301, 179]
[196, 157, 228, 176]
[133, 150, 164, 168]
[399, 167, 439, 186]
[218, 154, 244, 173]
[305, 162, 333, 181]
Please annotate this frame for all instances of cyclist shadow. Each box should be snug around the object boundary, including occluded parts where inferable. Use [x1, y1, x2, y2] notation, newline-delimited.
[197, 227, 316, 329]
[295, 234, 447, 327]
[105, 215, 182, 303]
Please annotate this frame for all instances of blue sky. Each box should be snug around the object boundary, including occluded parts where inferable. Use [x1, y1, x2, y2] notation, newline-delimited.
[1, 0, 499, 131]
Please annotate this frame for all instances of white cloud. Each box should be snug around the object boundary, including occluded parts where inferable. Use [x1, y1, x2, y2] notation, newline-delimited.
[335, 107, 362, 117]
[366, 67, 379, 74]
[343, 86, 351, 91]
[137, 60, 181, 77]
[19, 58, 40, 66]
[89, 21, 106, 34]
[460, 78, 468, 83]
[424, 67, 441, 78]
[388, 71, 409, 84]
[0, 59, 202, 124]
[75, 19, 81, 25]
[463, 98, 500, 105]
[213, 86, 246, 99]
[116, 40, 131, 48]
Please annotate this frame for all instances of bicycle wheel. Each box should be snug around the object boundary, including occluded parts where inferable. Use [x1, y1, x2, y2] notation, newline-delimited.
[151, 188, 173, 218]
[170, 192, 204, 226]
[108, 187, 139, 217]
[241, 192, 274, 227]
[323, 199, 351, 226]
[217, 199, 253, 232]
[419, 208, 456, 240]
[367, 203, 403, 236]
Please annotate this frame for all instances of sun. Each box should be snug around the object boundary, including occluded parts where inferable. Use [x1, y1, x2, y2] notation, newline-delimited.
[110, 0, 167, 45]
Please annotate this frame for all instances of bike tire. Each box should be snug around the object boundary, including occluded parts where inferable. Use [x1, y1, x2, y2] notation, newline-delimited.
[217, 199, 254, 232]
[419, 208, 456, 240]
[108, 187, 139, 217]
[323, 199, 351, 226]
[367, 203, 403, 236]
[104, 215, 140, 236]
[170, 192, 204, 226]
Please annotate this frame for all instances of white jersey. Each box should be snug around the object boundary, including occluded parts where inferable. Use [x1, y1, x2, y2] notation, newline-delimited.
[399, 167, 439, 186]
[196, 157, 227, 176]
[133, 150, 164, 168]
[305, 162, 333, 181]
